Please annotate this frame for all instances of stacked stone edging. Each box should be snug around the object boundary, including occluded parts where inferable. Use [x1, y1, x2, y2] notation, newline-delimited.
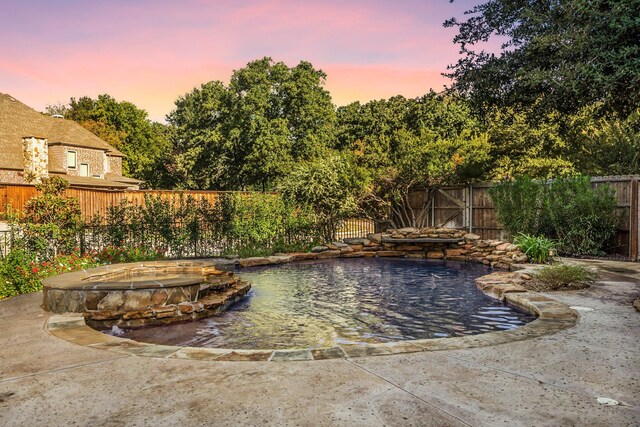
[295, 227, 527, 270]
[42, 261, 251, 328]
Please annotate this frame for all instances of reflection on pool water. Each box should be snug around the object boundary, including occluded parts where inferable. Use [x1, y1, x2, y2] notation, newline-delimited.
[118, 258, 536, 349]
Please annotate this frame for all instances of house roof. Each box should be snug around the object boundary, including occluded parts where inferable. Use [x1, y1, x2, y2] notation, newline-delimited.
[49, 173, 136, 189]
[104, 173, 143, 184]
[0, 93, 125, 171]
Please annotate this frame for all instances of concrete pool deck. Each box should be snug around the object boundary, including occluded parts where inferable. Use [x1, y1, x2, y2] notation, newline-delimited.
[1, 261, 639, 426]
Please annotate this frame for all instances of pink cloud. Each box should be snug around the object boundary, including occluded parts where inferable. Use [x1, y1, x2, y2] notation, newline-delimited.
[0, 0, 478, 120]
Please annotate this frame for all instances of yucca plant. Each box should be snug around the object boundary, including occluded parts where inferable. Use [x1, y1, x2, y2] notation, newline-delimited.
[513, 233, 556, 263]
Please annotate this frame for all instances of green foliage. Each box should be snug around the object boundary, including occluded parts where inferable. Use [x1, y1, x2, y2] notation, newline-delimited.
[0, 250, 100, 299]
[445, 0, 640, 116]
[279, 154, 365, 240]
[568, 106, 640, 176]
[513, 233, 556, 264]
[89, 245, 164, 264]
[489, 177, 547, 237]
[10, 177, 82, 260]
[168, 57, 336, 190]
[490, 175, 620, 255]
[545, 176, 620, 256]
[485, 106, 575, 179]
[90, 192, 323, 258]
[533, 264, 597, 291]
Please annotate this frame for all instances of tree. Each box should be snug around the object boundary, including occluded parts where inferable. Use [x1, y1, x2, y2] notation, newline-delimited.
[484, 104, 575, 179]
[279, 153, 367, 240]
[567, 105, 640, 176]
[168, 57, 337, 191]
[445, 0, 640, 116]
[336, 92, 491, 227]
[47, 95, 173, 187]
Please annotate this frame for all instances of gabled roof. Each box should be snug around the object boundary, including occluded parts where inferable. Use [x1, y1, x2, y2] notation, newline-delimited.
[0, 93, 124, 170]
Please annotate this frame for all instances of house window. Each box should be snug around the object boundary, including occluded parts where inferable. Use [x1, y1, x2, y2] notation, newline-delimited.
[79, 163, 89, 177]
[67, 151, 77, 169]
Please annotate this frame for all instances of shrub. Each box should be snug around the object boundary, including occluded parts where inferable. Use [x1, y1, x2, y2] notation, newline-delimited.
[87, 192, 323, 258]
[0, 249, 100, 298]
[91, 244, 165, 264]
[513, 234, 556, 263]
[532, 264, 597, 291]
[545, 176, 619, 256]
[8, 177, 82, 260]
[489, 176, 547, 237]
[490, 175, 620, 256]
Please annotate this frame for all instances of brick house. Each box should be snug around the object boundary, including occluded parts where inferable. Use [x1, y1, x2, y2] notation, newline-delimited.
[0, 93, 142, 189]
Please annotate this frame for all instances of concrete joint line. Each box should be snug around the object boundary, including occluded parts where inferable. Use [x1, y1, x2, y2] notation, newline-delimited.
[0, 355, 130, 384]
[345, 358, 474, 427]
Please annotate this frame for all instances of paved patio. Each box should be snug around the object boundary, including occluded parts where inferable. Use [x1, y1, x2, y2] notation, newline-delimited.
[0, 261, 638, 426]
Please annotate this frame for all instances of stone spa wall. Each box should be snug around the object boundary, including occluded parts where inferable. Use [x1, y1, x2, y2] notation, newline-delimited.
[42, 261, 251, 328]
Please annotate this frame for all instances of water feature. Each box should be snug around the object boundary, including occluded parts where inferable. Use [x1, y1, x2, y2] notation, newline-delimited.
[118, 258, 535, 349]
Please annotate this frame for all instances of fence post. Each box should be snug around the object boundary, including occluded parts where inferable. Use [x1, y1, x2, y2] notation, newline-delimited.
[631, 179, 639, 261]
[468, 185, 473, 233]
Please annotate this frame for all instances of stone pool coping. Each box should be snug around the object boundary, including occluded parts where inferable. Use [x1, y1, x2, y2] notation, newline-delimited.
[42, 260, 220, 291]
[45, 262, 578, 362]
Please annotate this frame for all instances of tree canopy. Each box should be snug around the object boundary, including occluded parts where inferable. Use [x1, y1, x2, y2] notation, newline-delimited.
[444, 0, 640, 116]
[167, 57, 336, 191]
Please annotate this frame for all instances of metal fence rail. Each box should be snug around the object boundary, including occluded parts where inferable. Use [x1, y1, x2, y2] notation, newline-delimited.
[0, 217, 376, 260]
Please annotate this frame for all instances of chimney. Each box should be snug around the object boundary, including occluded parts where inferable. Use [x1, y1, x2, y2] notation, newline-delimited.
[22, 136, 49, 183]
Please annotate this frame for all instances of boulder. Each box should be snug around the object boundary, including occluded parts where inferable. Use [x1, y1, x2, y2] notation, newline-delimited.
[239, 257, 271, 267]
[290, 252, 318, 261]
[377, 250, 406, 257]
[366, 233, 384, 243]
[331, 241, 349, 248]
[397, 227, 419, 234]
[496, 242, 512, 251]
[445, 248, 466, 257]
[267, 255, 292, 264]
[426, 250, 445, 259]
[343, 238, 371, 246]
[316, 250, 342, 259]
[97, 292, 125, 311]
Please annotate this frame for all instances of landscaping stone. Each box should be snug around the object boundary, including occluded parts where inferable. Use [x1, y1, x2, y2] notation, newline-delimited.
[426, 250, 444, 259]
[331, 241, 349, 248]
[366, 233, 382, 243]
[377, 250, 406, 257]
[239, 257, 271, 267]
[343, 238, 370, 246]
[341, 252, 365, 258]
[310, 246, 329, 253]
[289, 252, 318, 261]
[151, 290, 168, 306]
[97, 292, 125, 311]
[267, 255, 292, 264]
[316, 250, 342, 259]
[124, 291, 151, 311]
[445, 248, 465, 257]
[464, 233, 480, 240]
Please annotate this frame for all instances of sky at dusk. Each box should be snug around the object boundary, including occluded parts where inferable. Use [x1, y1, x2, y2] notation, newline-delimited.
[1, 0, 481, 122]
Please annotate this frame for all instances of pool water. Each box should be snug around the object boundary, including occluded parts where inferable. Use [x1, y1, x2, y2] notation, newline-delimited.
[118, 258, 536, 349]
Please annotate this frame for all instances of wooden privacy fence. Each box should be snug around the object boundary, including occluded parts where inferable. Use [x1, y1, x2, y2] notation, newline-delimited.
[406, 176, 640, 261]
[0, 184, 266, 221]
